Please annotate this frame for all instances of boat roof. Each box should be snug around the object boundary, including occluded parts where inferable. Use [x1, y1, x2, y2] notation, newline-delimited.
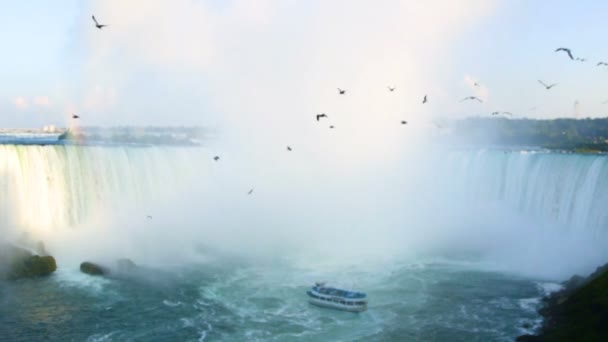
[312, 285, 367, 299]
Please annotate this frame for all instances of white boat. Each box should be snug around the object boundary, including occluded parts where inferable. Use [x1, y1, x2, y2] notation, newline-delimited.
[306, 282, 368, 312]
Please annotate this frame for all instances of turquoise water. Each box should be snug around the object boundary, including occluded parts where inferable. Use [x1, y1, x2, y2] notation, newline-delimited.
[0, 257, 553, 341]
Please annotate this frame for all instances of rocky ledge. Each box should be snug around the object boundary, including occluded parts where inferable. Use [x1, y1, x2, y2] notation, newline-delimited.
[0, 244, 57, 280]
[517, 263, 608, 341]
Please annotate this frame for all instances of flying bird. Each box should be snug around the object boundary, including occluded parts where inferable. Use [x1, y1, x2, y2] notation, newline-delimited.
[213, 156, 220, 161]
[72, 114, 79, 119]
[555, 47, 574, 60]
[92, 15, 108, 29]
[247, 188, 254, 195]
[316, 113, 327, 121]
[387, 86, 396, 92]
[598, 62, 608, 66]
[287, 146, 292, 151]
[460, 96, 483, 103]
[538, 80, 557, 90]
[337, 88, 346, 95]
[474, 82, 480, 87]
[329, 125, 335, 129]
[401, 120, 407, 125]
[576, 57, 587, 62]
[491, 111, 513, 116]
[146, 215, 152, 220]
[422, 95, 428, 104]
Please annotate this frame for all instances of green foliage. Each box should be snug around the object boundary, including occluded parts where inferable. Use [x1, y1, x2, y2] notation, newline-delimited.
[541, 269, 608, 341]
[450, 117, 608, 152]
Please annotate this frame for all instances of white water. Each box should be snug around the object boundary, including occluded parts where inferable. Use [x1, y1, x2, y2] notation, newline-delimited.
[443, 150, 608, 234]
[1, 145, 607, 279]
[0, 145, 204, 237]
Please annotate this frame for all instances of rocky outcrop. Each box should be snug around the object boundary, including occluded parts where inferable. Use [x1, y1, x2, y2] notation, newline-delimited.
[80, 261, 109, 276]
[80, 259, 141, 277]
[517, 263, 608, 341]
[115, 258, 137, 273]
[0, 244, 57, 280]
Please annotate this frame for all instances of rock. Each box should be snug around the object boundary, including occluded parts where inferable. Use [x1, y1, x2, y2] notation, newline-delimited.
[9, 255, 57, 279]
[518, 262, 608, 341]
[0, 244, 57, 280]
[80, 261, 108, 276]
[115, 258, 137, 273]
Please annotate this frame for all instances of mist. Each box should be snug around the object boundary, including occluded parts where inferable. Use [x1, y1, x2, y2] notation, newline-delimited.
[3, 1, 608, 283]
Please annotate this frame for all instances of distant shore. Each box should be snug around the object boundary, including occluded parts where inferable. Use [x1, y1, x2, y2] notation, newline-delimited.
[442, 117, 608, 154]
[0, 126, 210, 146]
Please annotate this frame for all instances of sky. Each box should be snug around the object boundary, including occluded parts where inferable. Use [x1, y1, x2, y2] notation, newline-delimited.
[1, 0, 608, 129]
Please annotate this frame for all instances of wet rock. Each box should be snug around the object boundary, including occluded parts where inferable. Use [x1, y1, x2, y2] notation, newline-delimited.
[9, 255, 57, 279]
[0, 244, 57, 279]
[115, 258, 137, 273]
[80, 261, 108, 276]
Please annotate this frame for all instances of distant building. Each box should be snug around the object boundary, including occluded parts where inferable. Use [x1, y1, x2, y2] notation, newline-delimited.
[42, 125, 56, 133]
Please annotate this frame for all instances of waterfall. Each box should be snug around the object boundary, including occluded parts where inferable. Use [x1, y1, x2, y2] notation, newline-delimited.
[1, 144, 607, 276]
[0, 145, 205, 234]
[443, 149, 608, 235]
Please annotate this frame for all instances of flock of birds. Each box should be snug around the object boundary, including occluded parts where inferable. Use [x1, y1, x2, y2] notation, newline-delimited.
[77, 16, 606, 198]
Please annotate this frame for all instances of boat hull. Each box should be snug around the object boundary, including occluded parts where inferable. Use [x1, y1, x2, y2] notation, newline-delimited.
[308, 297, 367, 312]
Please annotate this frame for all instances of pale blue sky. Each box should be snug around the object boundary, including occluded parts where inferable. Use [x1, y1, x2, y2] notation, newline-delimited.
[1, 0, 607, 128]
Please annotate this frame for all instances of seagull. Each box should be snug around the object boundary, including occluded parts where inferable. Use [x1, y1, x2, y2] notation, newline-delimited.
[247, 188, 254, 195]
[555, 47, 574, 60]
[287, 146, 292, 151]
[387, 86, 396, 92]
[213, 156, 220, 161]
[316, 113, 328, 121]
[401, 120, 407, 125]
[460, 96, 483, 103]
[576, 57, 587, 62]
[72, 114, 79, 119]
[146, 215, 152, 219]
[92, 15, 108, 29]
[491, 111, 513, 116]
[337, 88, 346, 95]
[422, 95, 428, 104]
[538, 80, 557, 90]
[598, 62, 608, 66]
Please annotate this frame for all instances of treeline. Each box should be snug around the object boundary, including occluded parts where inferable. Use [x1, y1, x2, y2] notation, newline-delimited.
[58, 126, 214, 146]
[448, 117, 608, 152]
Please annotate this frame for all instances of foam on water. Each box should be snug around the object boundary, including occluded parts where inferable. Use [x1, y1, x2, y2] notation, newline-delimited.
[53, 267, 114, 295]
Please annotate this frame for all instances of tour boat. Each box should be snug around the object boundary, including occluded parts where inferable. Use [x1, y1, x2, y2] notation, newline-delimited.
[306, 282, 368, 312]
